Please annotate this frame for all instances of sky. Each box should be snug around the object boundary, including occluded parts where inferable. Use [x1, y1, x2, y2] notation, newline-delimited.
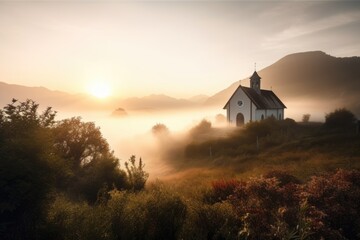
[1, 0, 360, 98]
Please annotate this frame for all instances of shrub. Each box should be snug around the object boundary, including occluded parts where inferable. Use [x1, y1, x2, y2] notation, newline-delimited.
[108, 184, 187, 240]
[189, 119, 212, 136]
[205, 179, 240, 203]
[302, 114, 311, 123]
[303, 169, 360, 239]
[152, 123, 169, 136]
[325, 108, 357, 130]
[229, 175, 301, 239]
[125, 155, 149, 191]
[180, 201, 239, 240]
[46, 195, 113, 240]
[264, 170, 301, 187]
[0, 99, 58, 239]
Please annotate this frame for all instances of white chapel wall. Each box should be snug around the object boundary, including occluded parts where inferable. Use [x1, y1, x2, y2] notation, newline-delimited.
[228, 88, 251, 125]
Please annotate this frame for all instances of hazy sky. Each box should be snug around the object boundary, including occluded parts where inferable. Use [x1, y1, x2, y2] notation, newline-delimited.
[1, 0, 359, 98]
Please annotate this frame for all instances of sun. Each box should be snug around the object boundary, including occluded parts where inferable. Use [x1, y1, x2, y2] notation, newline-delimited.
[88, 81, 111, 99]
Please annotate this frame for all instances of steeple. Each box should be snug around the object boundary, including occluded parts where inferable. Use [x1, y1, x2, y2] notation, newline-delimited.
[250, 71, 261, 94]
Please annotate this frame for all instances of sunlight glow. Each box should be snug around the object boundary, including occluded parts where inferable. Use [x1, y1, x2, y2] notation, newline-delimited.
[88, 81, 111, 99]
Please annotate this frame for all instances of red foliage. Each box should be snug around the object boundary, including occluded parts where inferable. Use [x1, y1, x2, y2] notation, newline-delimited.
[210, 179, 240, 202]
[303, 169, 360, 239]
[209, 169, 360, 239]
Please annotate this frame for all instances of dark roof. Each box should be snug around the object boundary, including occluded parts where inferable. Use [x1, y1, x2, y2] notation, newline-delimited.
[250, 71, 261, 80]
[223, 86, 286, 109]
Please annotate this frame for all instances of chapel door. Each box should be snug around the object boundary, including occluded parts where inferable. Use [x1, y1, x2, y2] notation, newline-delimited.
[236, 113, 245, 127]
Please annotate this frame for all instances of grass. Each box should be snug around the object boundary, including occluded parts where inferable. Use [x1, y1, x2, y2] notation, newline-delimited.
[159, 118, 360, 185]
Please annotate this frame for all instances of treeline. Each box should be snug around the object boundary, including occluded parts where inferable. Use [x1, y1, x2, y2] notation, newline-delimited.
[0, 99, 148, 240]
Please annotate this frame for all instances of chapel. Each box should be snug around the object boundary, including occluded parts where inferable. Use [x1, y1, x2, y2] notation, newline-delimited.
[223, 71, 286, 126]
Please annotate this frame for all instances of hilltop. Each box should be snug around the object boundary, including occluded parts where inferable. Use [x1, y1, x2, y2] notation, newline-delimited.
[206, 51, 360, 117]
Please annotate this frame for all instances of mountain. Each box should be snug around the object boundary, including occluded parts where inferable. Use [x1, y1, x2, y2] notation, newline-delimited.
[0, 82, 115, 111]
[0, 82, 197, 112]
[206, 51, 360, 117]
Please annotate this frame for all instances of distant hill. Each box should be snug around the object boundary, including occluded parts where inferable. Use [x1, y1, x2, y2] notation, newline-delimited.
[206, 51, 360, 117]
[0, 82, 114, 111]
[0, 82, 198, 112]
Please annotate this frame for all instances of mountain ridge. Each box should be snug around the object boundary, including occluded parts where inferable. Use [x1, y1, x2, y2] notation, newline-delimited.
[1, 51, 359, 116]
[205, 51, 360, 116]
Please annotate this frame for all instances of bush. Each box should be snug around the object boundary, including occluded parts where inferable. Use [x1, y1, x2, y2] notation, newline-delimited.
[0, 99, 58, 239]
[180, 201, 239, 240]
[46, 195, 113, 240]
[304, 169, 360, 239]
[302, 114, 311, 123]
[152, 123, 169, 136]
[205, 179, 240, 203]
[189, 119, 212, 136]
[108, 184, 187, 240]
[325, 108, 357, 130]
[125, 155, 149, 191]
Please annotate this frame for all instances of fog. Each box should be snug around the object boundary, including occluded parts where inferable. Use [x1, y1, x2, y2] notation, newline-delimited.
[56, 108, 224, 178]
[55, 101, 336, 179]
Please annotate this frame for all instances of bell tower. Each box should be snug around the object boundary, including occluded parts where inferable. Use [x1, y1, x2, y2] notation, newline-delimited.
[250, 71, 261, 94]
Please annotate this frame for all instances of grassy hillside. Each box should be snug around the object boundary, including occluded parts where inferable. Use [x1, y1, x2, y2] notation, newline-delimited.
[162, 116, 360, 182]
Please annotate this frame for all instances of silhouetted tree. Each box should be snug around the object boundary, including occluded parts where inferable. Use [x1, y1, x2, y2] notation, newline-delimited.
[0, 99, 58, 239]
[152, 123, 169, 136]
[53, 117, 111, 170]
[325, 108, 357, 130]
[302, 114, 311, 123]
[53, 117, 127, 203]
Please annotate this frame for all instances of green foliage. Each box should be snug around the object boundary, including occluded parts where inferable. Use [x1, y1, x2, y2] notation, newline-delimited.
[125, 155, 149, 191]
[325, 108, 357, 130]
[46, 195, 113, 240]
[73, 156, 128, 203]
[53, 117, 111, 169]
[180, 201, 239, 240]
[47, 184, 187, 240]
[0, 99, 58, 239]
[0, 99, 145, 239]
[53, 116, 129, 203]
[114, 184, 186, 240]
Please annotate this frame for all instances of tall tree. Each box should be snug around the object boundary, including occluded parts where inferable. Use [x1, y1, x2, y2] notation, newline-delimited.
[0, 99, 57, 240]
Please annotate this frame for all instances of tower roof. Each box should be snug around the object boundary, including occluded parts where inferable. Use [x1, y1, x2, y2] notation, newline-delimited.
[250, 71, 261, 80]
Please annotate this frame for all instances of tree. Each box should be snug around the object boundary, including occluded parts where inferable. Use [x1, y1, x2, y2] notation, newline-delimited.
[152, 123, 169, 136]
[325, 108, 357, 130]
[53, 117, 111, 170]
[0, 99, 58, 239]
[53, 117, 128, 202]
[302, 114, 311, 123]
